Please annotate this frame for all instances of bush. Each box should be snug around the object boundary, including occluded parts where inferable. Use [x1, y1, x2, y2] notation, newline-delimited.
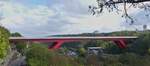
[119, 53, 150, 66]
[100, 54, 123, 66]
[84, 53, 150, 66]
[86, 55, 102, 66]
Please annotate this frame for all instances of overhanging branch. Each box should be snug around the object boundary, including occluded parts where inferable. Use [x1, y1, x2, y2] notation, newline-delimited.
[89, 0, 150, 24]
[109, 0, 150, 4]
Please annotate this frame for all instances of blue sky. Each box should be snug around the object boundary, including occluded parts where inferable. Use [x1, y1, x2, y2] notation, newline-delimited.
[0, 0, 150, 37]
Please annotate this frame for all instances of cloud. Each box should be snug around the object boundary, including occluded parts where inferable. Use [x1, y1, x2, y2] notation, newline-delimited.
[0, 0, 124, 36]
[1, 0, 149, 37]
[41, 0, 126, 34]
[121, 8, 150, 30]
[0, 1, 70, 36]
[63, 13, 123, 34]
[50, 0, 89, 18]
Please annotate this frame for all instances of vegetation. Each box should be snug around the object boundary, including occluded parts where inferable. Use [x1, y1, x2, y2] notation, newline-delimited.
[26, 44, 84, 66]
[130, 32, 150, 55]
[0, 26, 10, 59]
[26, 44, 52, 66]
[1, 26, 150, 66]
[11, 32, 26, 55]
[52, 30, 150, 66]
[53, 30, 141, 37]
[11, 32, 22, 37]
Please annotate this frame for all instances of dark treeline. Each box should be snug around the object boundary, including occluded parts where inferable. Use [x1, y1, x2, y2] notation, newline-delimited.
[52, 30, 149, 37]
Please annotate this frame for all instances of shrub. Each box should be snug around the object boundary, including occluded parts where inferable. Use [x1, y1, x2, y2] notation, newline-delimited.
[119, 53, 150, 66]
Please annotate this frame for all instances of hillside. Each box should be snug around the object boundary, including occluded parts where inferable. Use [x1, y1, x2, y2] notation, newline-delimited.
[52, 30, 150, 37]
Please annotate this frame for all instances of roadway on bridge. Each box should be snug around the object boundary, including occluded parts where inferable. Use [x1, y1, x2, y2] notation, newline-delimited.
[9, 36, 138, 40]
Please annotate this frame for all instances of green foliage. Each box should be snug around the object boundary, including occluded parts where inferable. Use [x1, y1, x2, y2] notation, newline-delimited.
[53, 30, 141, 37]
[110, 31, 140, 36]
[62, 42, 81, 48]
[119, 53, 150, 66]
[85, 53, 150, 66]
[84, 40, 111, 49]
[23, 30, 150, 66]
[83, 40, 125, 54]
[0, 26, 10, 58]
[77, 47, 86, 57]
[26, 44, 84, 66]
[15, 43, 26, 54]
[131, 32, 150, 55]
[101, 55, 123, 66]
[24, 31, 150, 66]
[11, 32, 26, 54]
[105, 45, 122, 54]
[11, 32, 22, 37]
[86, 55, 102, 66]
[26, 44, 52, 66]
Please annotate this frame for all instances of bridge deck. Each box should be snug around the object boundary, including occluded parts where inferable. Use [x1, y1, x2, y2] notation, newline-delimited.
[10, 36, 138, 40]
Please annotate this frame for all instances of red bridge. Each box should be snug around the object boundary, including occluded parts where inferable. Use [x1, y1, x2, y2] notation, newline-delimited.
[9, 36, 138, 49]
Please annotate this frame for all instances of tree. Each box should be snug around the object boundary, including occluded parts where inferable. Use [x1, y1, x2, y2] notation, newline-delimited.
[11, 32, 22, 37]
[0, 26, 10, 58]
[130, 32, 150, 55]
[26, 44, 84, 66]
[77, 47, 86, 57]
[26, 44, 52, 66]
[89, 0, 150, 24]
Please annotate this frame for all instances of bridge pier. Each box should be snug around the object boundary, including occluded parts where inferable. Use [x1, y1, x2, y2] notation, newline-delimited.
[113, 40, 126, 48]
[49, 40, 65, 49]
[26, 41, 30, 48]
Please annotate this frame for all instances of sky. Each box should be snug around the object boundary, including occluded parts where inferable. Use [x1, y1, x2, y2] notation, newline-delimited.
[0, 0, 150, 37]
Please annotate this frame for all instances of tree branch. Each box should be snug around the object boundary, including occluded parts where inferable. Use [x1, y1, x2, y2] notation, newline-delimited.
[109, 0, 150, 4]
[89, 0, 150, 24]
